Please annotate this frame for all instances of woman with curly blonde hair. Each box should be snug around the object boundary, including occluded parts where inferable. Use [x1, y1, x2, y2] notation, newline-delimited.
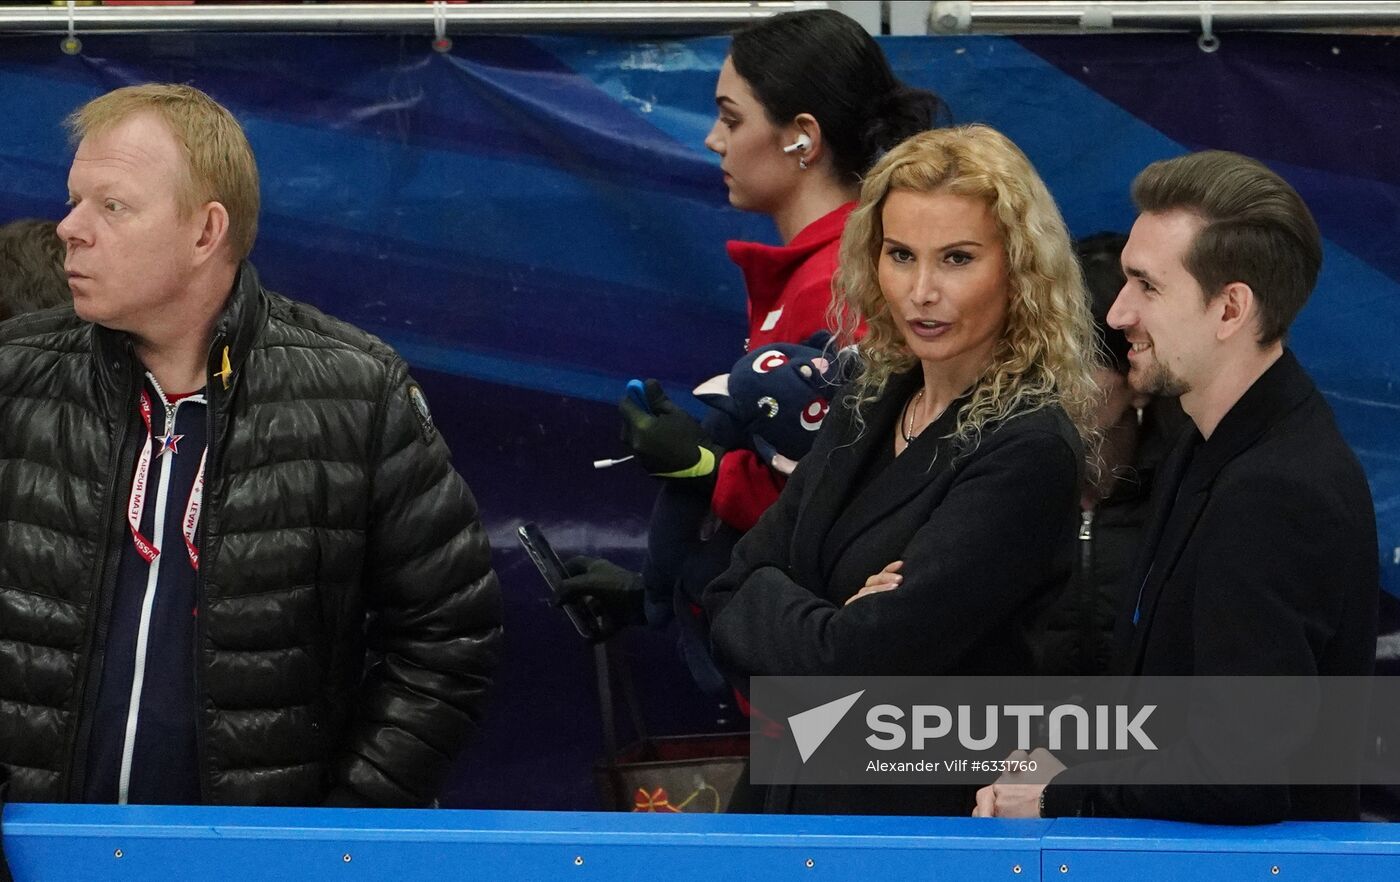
[833, 124, 1100, 451]
[703, 124, 1098, 816]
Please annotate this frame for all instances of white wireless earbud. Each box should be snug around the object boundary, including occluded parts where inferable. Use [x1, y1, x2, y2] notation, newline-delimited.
[782, 133, 813, 154]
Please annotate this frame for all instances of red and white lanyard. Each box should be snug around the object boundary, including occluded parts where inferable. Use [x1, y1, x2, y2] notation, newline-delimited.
[127, 390, 206, 571]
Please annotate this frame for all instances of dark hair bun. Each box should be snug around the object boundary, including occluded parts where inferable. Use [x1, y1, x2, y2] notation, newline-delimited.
[862, 87, 952, 169]
[730, 10, 951, 180]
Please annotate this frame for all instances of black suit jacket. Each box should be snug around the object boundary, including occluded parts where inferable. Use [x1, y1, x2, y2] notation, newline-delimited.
[703, 368, 1081, 814]
[1044, 350, 1380, 823]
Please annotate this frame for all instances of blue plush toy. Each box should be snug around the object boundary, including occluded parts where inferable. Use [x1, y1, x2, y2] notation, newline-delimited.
[642, 334, 858, 696]
[690, 335, 853, 475]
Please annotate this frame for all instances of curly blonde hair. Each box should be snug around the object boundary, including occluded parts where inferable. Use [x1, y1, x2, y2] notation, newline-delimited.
[830, 124, 1100, 456]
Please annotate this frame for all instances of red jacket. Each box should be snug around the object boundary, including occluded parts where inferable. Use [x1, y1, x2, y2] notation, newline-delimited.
[712, 202, 854, 531]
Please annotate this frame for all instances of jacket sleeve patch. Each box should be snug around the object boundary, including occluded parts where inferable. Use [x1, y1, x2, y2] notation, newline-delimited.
[407, 384, 437, 443]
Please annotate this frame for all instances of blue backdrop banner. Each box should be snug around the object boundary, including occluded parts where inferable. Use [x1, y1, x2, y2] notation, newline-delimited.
[1, 29, 1396, 810]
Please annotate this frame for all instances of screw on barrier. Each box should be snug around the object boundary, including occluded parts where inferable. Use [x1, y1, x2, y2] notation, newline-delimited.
[805, 858, 815, 869]
[1013, 865, 1022, 875]
[574, 856, 584, 867]
[1060, 865, 1069, 874]
[114, 849, 124, 859]
[60, 0, 82, 55]
[1272, 867, 1281, 876]
[431, 1, 452, 53]
[342, 853, 352, 863]
[930, 1, 972, 34]
[1197, 0, 1220, 53]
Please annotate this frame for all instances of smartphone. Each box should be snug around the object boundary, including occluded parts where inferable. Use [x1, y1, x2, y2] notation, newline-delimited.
[517, 522, 602, 641]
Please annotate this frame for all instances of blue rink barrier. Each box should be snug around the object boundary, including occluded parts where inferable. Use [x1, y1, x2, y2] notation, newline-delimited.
[4, 804, 1399, 881]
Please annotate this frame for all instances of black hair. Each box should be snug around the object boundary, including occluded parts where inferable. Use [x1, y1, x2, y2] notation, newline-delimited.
[1075, 231, 1130, 373]
[729, 9, 949, 181]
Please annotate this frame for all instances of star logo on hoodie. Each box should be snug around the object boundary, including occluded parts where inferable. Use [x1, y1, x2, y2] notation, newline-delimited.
[157, 430, 184, 457]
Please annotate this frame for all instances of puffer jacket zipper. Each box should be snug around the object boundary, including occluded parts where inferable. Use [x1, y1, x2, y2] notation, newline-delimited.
[192, 332, 227, 802]
[1077, 508, 1096, 677]
[64, 348, 139, 800]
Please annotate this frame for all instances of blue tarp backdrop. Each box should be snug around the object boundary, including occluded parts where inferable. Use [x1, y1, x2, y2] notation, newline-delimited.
[1, 28, 1397, 810]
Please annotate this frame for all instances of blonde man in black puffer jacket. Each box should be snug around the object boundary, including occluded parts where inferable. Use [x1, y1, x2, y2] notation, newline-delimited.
[0, 83, 502, 808]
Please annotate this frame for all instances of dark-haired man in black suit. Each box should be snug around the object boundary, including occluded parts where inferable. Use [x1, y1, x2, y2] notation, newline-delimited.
[979, 150, 1379, 824]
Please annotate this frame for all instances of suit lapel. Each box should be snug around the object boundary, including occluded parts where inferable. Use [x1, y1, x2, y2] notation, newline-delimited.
[1118, 349, 1317, 673]
[1120, 481, 1210, 673]
[819, 371, 961, 577]
[1111, 424, 1198, 667]
[787, 374, 903, 585]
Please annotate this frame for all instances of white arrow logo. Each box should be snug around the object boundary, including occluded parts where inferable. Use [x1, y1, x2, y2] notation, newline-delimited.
[788, 690, 864, 763]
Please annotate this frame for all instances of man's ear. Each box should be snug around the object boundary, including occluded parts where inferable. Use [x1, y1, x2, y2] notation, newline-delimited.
[192, 201, 231, 266]
[1215, 281, 1257, 343]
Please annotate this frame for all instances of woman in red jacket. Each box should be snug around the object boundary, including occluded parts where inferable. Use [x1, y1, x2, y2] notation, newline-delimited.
[702, 9, 947, 531]
[560, 10, 946, 670]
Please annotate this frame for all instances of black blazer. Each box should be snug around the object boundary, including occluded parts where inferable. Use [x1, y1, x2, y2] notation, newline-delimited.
[703, 368, 1081, 814]
[1044, 350, 1380, 823]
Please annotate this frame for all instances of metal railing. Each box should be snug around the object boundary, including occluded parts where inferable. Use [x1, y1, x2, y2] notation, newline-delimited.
[3, 2, 1396, 38]
[0, 2, 827, 36]
[928, 2, 1400, 35]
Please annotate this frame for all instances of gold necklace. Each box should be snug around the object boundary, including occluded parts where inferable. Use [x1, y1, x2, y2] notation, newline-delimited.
[901, 388, 925, 443]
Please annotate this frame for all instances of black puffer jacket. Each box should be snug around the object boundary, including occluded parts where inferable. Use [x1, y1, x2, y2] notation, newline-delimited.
[1029, 398, 1187, 676]
[0, 264, 502, 806]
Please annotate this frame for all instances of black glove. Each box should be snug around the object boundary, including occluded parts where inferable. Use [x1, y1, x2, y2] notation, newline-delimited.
[619, 379, 722, 490]
[557, 556, 645, 638]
